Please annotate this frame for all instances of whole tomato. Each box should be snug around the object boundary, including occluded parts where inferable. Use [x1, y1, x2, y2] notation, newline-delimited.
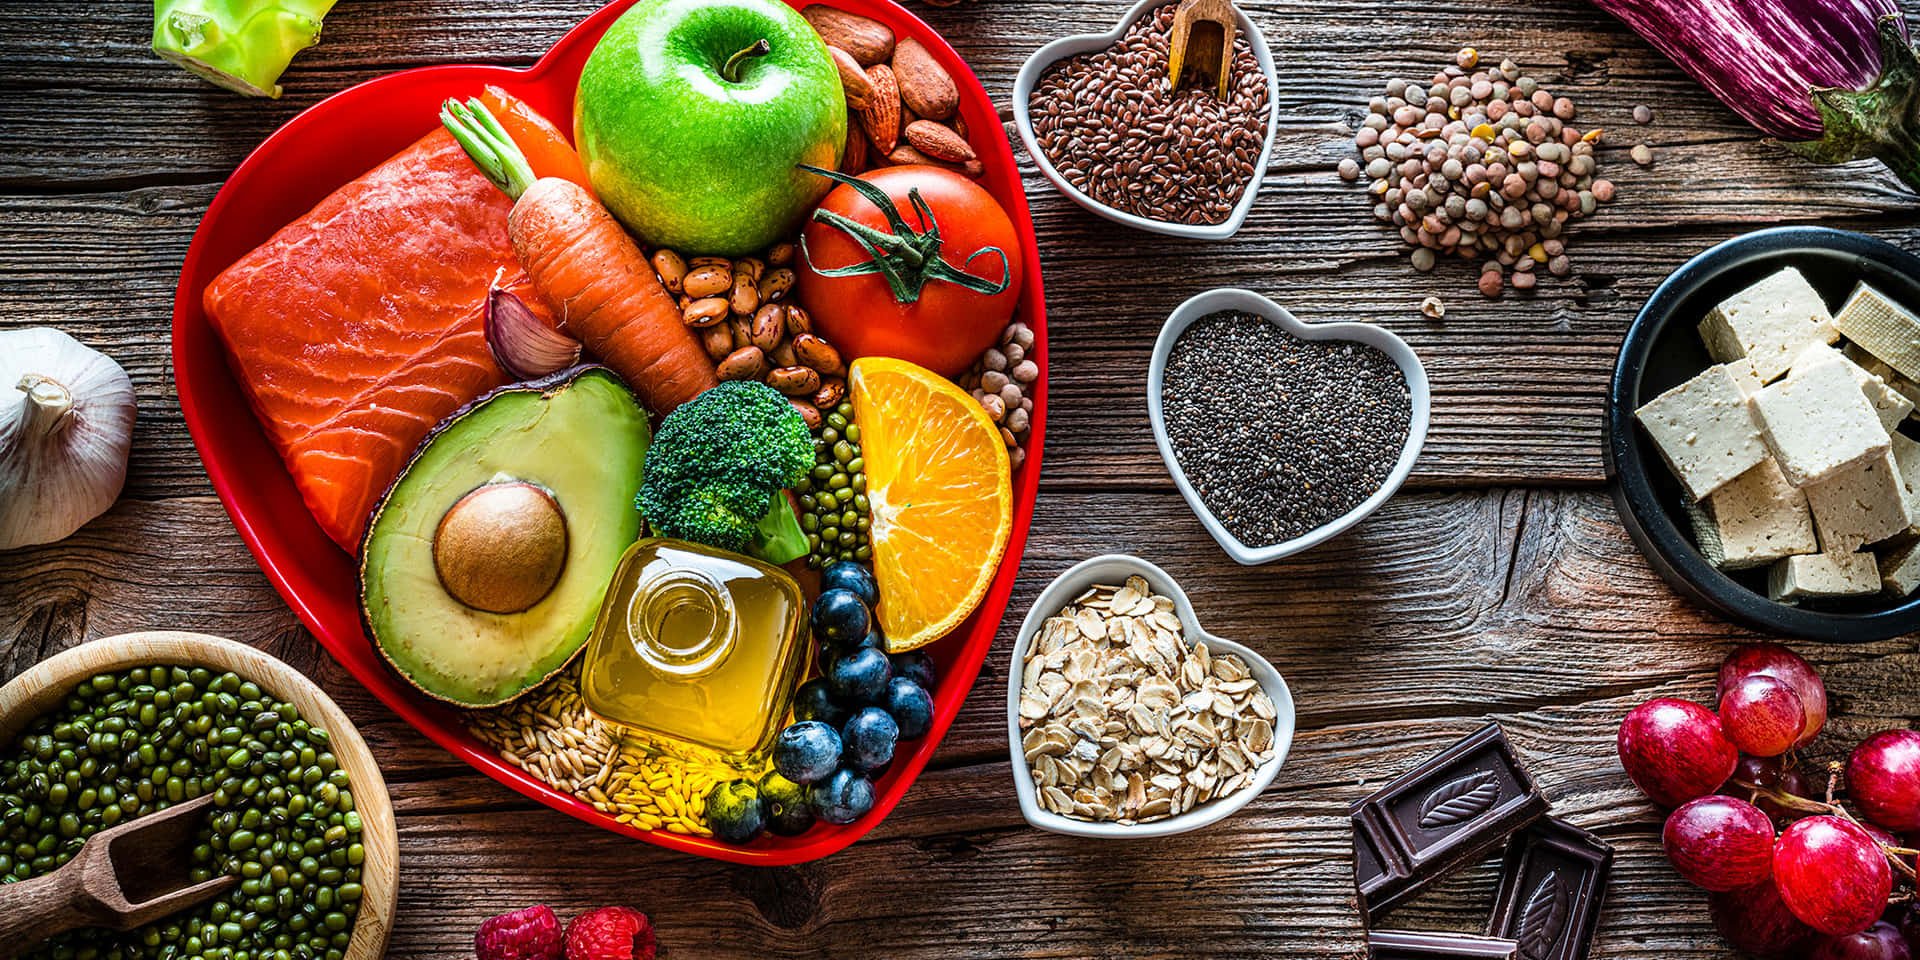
[798, 165, 1023, 378]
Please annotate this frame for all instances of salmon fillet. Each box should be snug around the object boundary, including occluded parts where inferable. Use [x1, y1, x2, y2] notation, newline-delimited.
[204, 128, 539, 554]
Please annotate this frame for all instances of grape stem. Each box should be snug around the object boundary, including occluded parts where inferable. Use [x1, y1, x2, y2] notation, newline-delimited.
[1731, 775, 1920, 882]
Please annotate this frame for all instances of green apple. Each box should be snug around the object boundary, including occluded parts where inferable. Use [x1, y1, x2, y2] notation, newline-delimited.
[575, 0, 847, 256]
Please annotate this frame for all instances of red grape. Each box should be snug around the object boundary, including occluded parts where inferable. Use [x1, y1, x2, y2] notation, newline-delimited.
[1663, 795, 1776, 890]
[1720, 675, 1806, 757]
[1719, 643, 1827, 749]
[1848, 730, 1920, 835]
[1811, 922, 1914, 960]
[1618, 698, 1739, 807]
[1726, 754, 1821, 824]
[1710, 879, 1821, 959]
[1774, 816, 1894, 936]
[1896, 904, 1918, 949]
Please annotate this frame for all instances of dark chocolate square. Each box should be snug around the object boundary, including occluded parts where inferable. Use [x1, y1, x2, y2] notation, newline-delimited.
[1486, 817, 1613, 960]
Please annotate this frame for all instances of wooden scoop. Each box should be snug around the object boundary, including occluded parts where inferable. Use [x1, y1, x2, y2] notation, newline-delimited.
[1167, 0, 1239, 100]
[0, 793, 236, 956]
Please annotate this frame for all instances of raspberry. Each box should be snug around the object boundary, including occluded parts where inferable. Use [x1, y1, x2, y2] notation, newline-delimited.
[475, 905, 563, 960]
[564, 906, 657, 960]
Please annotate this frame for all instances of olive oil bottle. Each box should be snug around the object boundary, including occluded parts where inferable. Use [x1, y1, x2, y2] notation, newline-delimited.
[581, 538, 808, 769]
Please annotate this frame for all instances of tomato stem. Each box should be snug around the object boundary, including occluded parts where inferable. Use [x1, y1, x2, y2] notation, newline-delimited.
[796, 164, 1010, 305]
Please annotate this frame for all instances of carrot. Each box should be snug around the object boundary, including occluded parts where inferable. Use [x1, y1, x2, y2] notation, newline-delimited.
[441, 97, 718, 416]
[477, 86, 595, 194]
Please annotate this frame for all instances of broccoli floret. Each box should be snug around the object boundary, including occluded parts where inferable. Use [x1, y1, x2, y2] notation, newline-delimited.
[639, 381, 814, 562]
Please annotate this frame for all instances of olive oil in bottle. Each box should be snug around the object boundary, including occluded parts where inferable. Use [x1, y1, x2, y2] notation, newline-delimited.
[581, 538, 808, 768]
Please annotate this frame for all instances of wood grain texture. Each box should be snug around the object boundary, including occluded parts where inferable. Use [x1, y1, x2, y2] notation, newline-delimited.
[3, 495, 1914, 957]
[4, 0, 1920, 955]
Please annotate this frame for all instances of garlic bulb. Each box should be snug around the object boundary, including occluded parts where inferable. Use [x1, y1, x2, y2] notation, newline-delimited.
[0, 328, 136, 550]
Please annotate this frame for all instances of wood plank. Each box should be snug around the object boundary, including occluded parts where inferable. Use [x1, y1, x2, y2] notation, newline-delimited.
[5, 0, 1919, 491]
[2, 491, 1912, 957]
[6, 183, 1918, 498]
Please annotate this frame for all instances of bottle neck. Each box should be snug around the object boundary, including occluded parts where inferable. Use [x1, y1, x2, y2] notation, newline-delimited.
[626, 565, 736, 678]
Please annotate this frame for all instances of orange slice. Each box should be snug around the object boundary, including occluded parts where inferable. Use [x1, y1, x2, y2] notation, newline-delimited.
[850, 357, 1014, 652]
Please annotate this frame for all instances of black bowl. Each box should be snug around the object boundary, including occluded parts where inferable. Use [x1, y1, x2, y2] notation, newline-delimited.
[1605, 226, 1920, 642]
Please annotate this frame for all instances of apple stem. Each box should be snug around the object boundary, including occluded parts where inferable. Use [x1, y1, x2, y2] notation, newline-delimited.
[723, 39, 771, 84]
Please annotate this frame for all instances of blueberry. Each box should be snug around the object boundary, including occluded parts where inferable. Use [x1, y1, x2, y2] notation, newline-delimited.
[810, 588, 870, 644]
[703, 779, 765, 844]
[809, 768, 875, 825]
[758, 771, 816, 837]
[840, 707, 898, 773]
[792, 678, 849, 728]
[820, 562, 879, 607]
[888, 651, 936, 691]
[819, 627, 883, 666]
[826, 647, 891, 706]
[882, 677, 934, 741]
[772, 721, 842, 785]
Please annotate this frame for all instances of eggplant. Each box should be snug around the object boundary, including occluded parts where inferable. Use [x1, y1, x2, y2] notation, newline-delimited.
[1590, 0, 1920, 190]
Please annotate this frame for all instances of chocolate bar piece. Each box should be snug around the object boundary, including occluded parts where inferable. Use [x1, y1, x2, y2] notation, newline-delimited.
[1486, 817, 1613, 960]
[1350, 724, 1548, 925]
[1369, 930, 1521, 959]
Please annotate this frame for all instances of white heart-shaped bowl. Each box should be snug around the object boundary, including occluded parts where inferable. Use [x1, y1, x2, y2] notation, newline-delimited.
[1010, 0, 1279, 241]
[1006, 554, 1295, 839]
[1148, 288, 1431, 565]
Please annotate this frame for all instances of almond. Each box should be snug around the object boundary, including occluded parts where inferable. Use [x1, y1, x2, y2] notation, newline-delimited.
[802, 5, 893, 66]
[892, 38, 958, 120]
[861, 64, 900, 154]
[905, 119, 975, 162]
[841, 112, 869, 174]
[828, 45, 870, 109]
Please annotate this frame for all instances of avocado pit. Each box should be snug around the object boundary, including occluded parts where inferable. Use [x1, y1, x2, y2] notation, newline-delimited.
[434, 481, 569, 614]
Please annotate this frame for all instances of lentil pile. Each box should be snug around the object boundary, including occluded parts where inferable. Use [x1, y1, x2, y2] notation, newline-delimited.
[957, 320, 1038, 469]
[1340, 49, 1616, 297]
[1161, 312, 1412, 546]
[794, 401, 871, 569]
[465, 668, 733, 839]
[1028, 3, 1271, 225]
[2, 667, 363, 960]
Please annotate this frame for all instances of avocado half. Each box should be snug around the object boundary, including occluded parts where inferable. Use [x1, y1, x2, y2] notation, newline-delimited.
[359, 365, 650, 708]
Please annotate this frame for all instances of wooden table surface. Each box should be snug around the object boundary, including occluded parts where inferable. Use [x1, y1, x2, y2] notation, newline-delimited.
[4, 0, 1919, 956]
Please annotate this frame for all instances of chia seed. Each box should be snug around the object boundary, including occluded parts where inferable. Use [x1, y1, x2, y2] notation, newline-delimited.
[1160, 311, 1412, 547]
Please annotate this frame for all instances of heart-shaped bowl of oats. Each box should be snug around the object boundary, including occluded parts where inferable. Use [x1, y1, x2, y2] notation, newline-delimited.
[1007, 554, 1295, 838]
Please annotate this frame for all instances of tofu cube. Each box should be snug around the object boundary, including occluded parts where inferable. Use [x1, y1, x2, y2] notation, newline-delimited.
[1791, 344, 1914, 432]
[1635, 363, 1769, 500]
[1805, 450, 1912, 552]
[1685, 458, 1818, 569]
[1890, 433, 1920, 536]
[1724, 357, 1765, 399]
[1880, 540, 1920, 597]
[1768, 552, 1879, 602]
[1835, 283, 1920, 381]
[1698, 267, 1840, 382]
[1752, 358, 1891, 487]
[1843, 342, 1920, 417]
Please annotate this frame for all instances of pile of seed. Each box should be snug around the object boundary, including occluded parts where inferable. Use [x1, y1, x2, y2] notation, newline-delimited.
[1339, 49, 1616, 297]
[794, 401, 871, 569]
[1161, 312, 1411, 546]
[1028, 2, 1271, 226]
[465, 668, 730, 839]
[957, 320, 1039, 469]
[3, 667, 363, 960]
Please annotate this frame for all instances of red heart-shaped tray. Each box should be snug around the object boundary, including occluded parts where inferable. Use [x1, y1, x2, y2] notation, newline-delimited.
[171, 0, 1044, 865]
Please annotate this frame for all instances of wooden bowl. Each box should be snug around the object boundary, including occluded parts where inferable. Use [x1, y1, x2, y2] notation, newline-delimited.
[0, 631, 397, 959]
